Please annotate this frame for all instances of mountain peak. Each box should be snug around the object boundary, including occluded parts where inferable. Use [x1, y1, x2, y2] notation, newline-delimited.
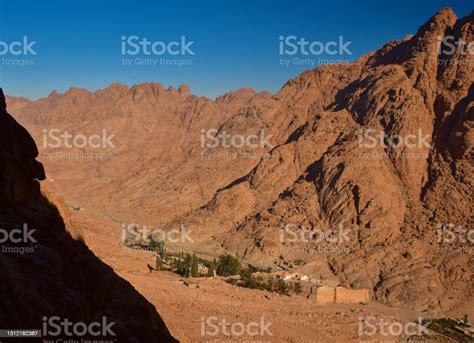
[133, 82, 165, 91]
[432, 7, 457, 23]
[216, 87, 257, 103]
[179, 84, 191, 96]
[65, 86, 92, 97]
[417, 7, 457, 37]
[103, 82, 129, 93]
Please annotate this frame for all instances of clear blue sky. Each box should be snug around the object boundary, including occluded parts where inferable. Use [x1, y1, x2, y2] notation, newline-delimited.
[0, 0, 471, 100]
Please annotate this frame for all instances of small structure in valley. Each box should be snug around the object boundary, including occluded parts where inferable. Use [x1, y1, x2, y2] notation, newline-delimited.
[313, 286, 369, 304]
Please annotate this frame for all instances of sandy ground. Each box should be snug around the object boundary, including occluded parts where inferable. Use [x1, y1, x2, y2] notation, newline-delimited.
[66, 209, 452, 343]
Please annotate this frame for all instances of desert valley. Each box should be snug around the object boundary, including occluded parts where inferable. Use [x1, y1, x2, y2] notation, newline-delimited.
[0, 4, 473, 343]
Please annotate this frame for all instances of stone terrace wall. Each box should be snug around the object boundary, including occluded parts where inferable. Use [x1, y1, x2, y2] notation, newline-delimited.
[335, 287, 369, 304]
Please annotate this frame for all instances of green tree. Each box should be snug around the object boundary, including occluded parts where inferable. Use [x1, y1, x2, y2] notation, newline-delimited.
[191, 254, 199, 277]
[183, 253, 192, 277]
[294, 282, 302, 294]
[150, 240, 165, 257]
[240, 265, 255, 280]
[239, 265, 261, 289]
[216, 255, 241, 277]
[277, 279, 289, 295]
[266, 276, 274, 292]
[177, 252, 183, 274]
[155, 256, 163, 271]
[207, 258, 217, 276]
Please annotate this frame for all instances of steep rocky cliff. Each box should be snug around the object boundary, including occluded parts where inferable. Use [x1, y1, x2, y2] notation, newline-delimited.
[0, 88, 177, 342]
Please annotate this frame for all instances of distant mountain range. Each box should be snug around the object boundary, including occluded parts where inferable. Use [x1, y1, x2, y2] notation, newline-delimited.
[7, 7, 473, 314]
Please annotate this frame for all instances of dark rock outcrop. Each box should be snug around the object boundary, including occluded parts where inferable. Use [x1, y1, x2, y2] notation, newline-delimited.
[0, 88, 178, 342]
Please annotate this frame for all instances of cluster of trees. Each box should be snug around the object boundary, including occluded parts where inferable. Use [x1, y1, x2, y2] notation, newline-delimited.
[216, 255, 241, 276]
[153, 240, 166, 271]
[173, 252, 200, 277]
[155, 251, 303, 295]
[155, 253, 243, 278]
[237, 266, 302, 295]
[150, 240, 165, 256]
[200, 254, 241, 277]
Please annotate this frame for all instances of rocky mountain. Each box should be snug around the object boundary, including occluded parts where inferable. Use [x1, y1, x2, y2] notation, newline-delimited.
[0, 89, 177, 342]
[6, 7, 473, 315]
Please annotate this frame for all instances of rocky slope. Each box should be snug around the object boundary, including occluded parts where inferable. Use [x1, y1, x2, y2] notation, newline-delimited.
[0, 89, 177, 342]
[6, 7, 473, 315]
